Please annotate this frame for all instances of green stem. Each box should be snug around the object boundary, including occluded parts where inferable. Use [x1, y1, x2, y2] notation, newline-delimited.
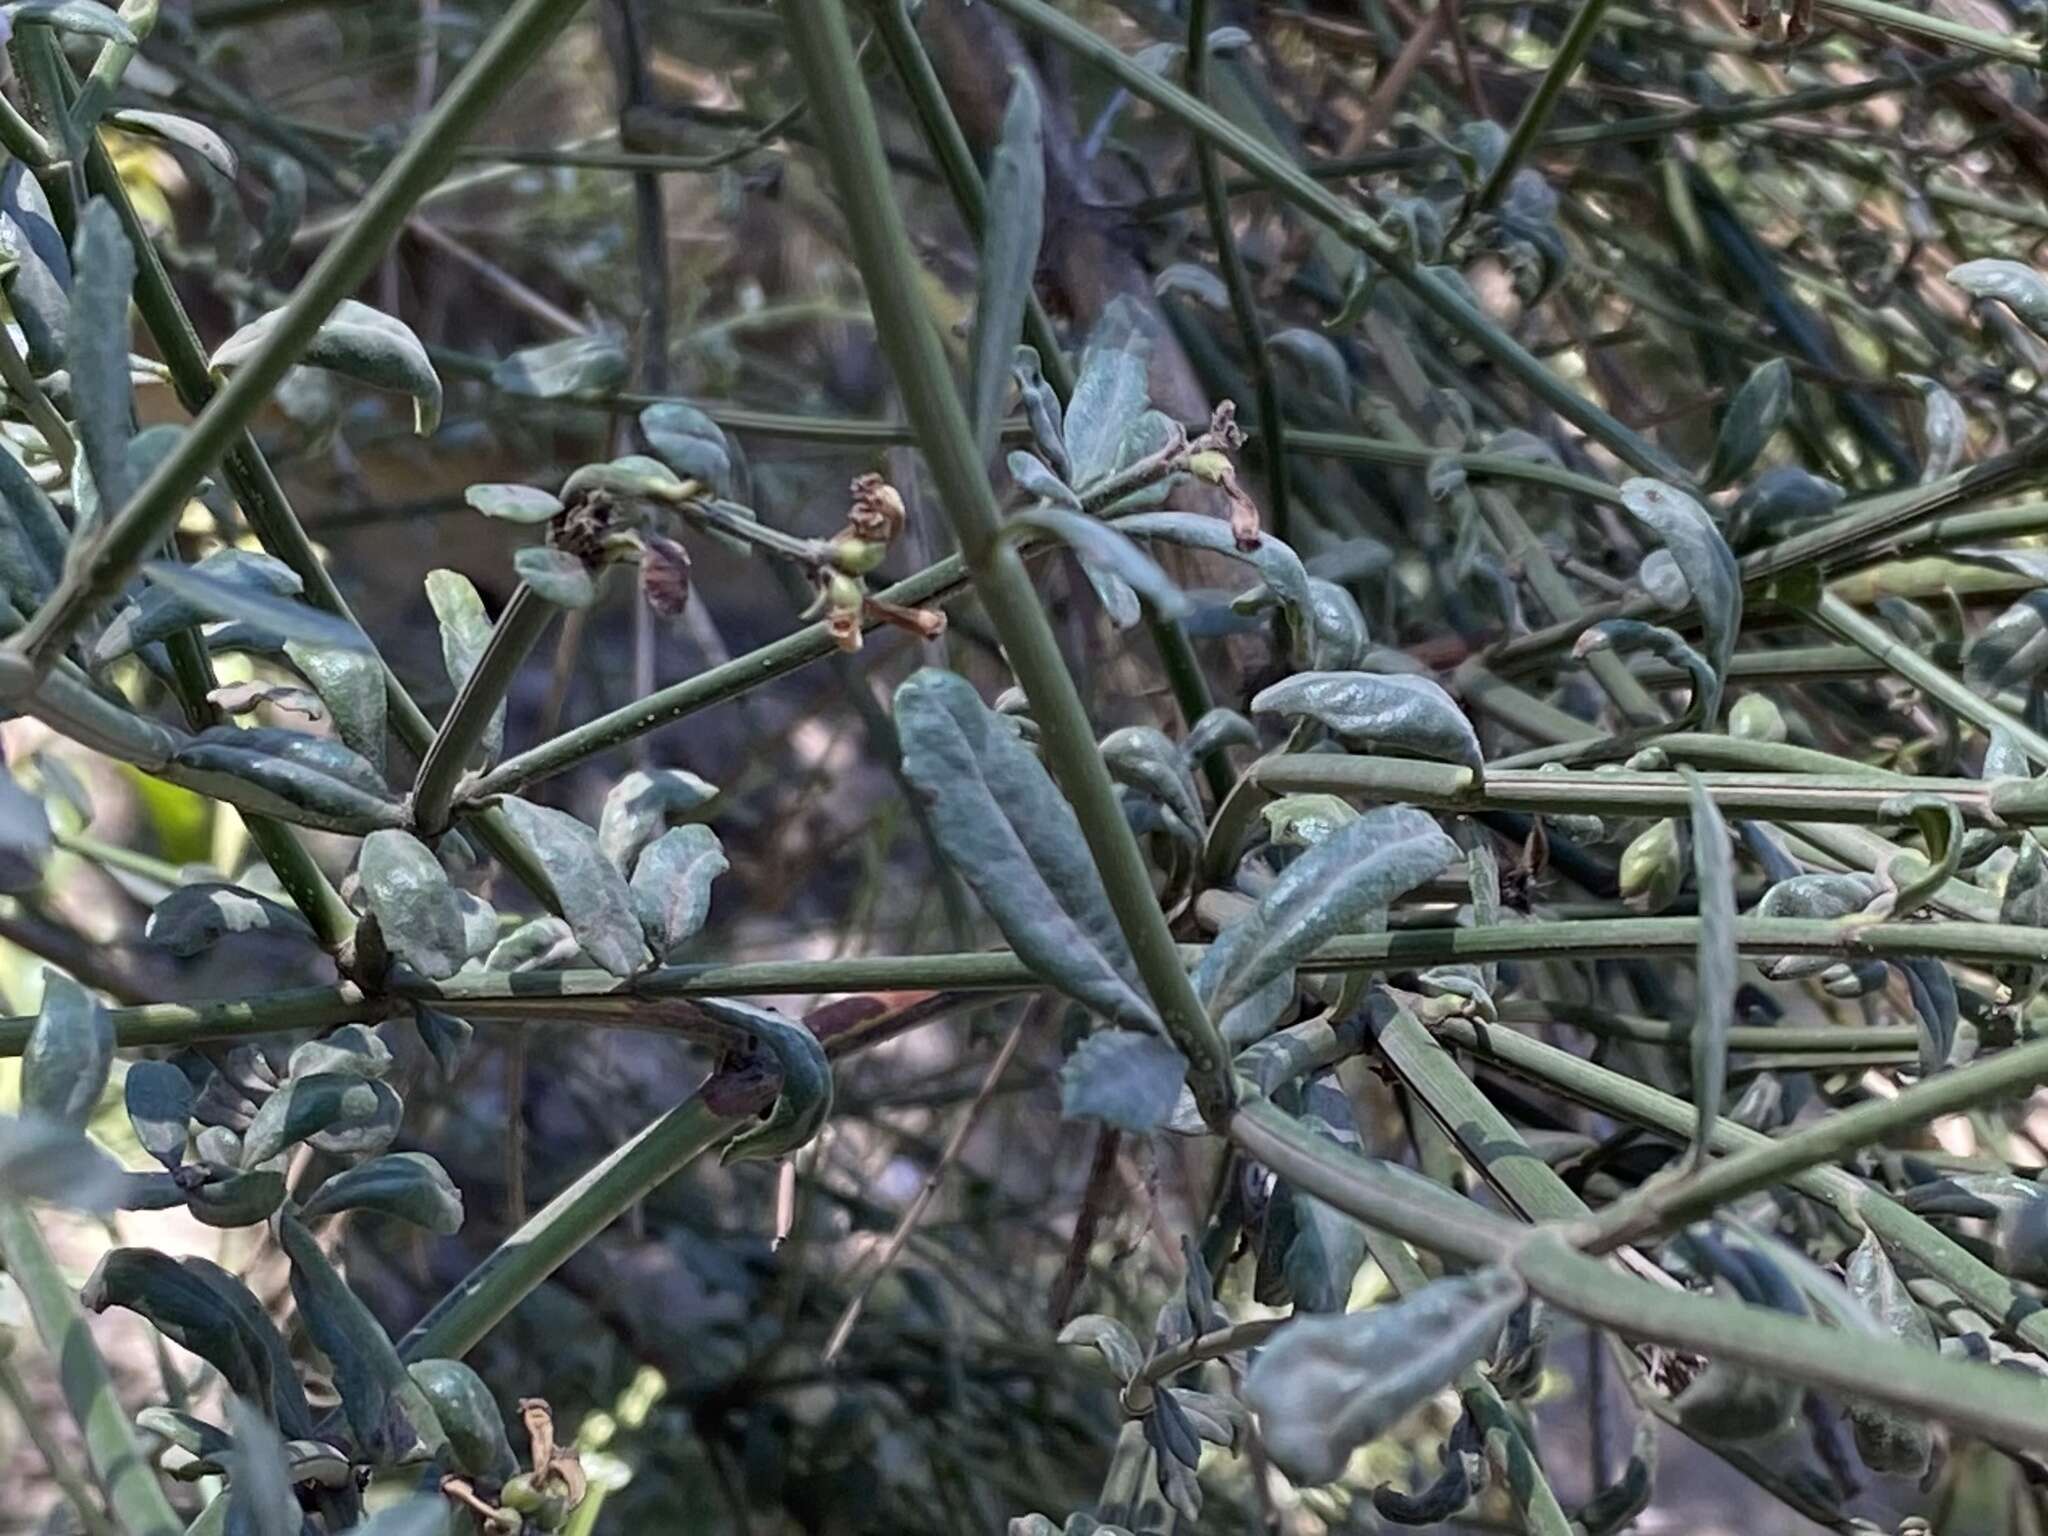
[1464, 0, 1613, 223]
[1813, 0, 2042, 63]
[412, 584, 557, 835]
[778, 0, 1236, 1124]
[1807, 588, 2048, 767]
[976, 0, 1685, 483]
[0, 1200, 182, 1536]
[3, 0, 594, 676]
[0, 1353, 120, 1536]
[1186, 0, 1290, 542]
[395, 1081, 761, 1359]
[0, 320, 74, 470]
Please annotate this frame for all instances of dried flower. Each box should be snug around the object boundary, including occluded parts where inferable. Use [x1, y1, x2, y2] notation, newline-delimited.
[846, 473, 906, 542]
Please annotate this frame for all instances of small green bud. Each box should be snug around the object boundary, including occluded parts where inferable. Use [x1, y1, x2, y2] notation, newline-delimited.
[1619, 819, 1684, 913]
[501, 1474, 545, 1514]
[1729, 694, 1787, 744]
[1187, 450, 1232, 485]
[825, 571, 865, 613]
[828, 536, 885, 575]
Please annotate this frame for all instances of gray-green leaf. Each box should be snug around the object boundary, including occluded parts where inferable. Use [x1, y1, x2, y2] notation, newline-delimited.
[598, 766, 720, 874]
[1902, 373, 1965, 482]
[490, 333, 627, 399]
[492, 797, 649, 977]
[285, 641, 388, 773]
[358, 830, 465, 980]
[630, 824, 727, 957]
[1243, 1266, 1525, 1485]
[1950, 258, 2048, 338]
[172, 727, 404, 834]
[240, 1074, 395, 1168]
[895, 668, 1157, 1032]
[0, 1114, 125, 1210]
[1843, 1229, 1935, 1476]
[1056, 1314, 1145, 1385]
[1618, 479, 1741, 724]
[514, 546, 596, 609]
[639, 402, 735, 497]
[109, 111, 237, 180]
[1966, 591, 2048, 695]
[1117, 512, 1311, 624]
[125, 1061, 193, 1171]
[1058, 1029, 1186, 1132]
[138, 560, 371, 654]
[6, 1, 135, 41]
[145, 882, 315, 957]
[1066, 300, 1152, 489]
[464, 484, 563, 524]
[425, 570, 502, 766]
[970, 70, 1043, 460]
[1008, 502, 1190, 627]
[1682, 766, 1734, 1168]
[211, 299, 442, 435]
[69, 198, 136, 521]
[22, 973, 111, 1127]
[1250, 671, 1481, 769]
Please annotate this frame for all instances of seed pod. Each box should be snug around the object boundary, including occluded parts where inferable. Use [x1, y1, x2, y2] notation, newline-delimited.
[1729, 694, 1787, 744]
[1619, 819, 1684, 914]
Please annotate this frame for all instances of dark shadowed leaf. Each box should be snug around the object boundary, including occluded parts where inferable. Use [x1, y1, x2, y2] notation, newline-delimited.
[1243, 1266, 1524, 1485]
[1966, 591, 2048, 695]
[1577, 620, 1715, 727]
[1843, 1229, 1935, 1477]
[970, 71, 1043, 459]
[109, 111, 237, 179]
[278, 1211, 447, 1465]
[125, 1061, 193, 1171]
[1184, 708, 1257, 763]
[413, 1005, 472, 1081]
[211, 299, 441, 435]
[68, 198, 136, 522]
[1010, 346, 1068, 480]
[172, 727, 404, 834]
[1251, 671, 1481, 769]
[358, 830, 464, 980]
[1199, 806, 1458, 1034]
[630, 824, 728, 956]
[1682, 767, 1734, 1167]
[0, 162, 69, 373]
[300, 1152, 463, 1233]
[490, 333, 627, 399]
[82, 1250, 305, 1431]
[22, 973, 111, 1126]
[224, 1396, 299, 1536]
[1618, 479, 1740, 724]
[1704, 358, 1790, 490]
[492, 797, 649, 977]
[138, 560, 371, 655]
[407, 1359, 517, 1483]
[425, 570, 501, 766]
[598, 766, 721, 873]
[694, 996, 833, 1162]
[1058, 1029, 1186, 1132]
[895, 669, 1157, 1031]
[145, 882, 314, 957]
[96, 549, 299, 665]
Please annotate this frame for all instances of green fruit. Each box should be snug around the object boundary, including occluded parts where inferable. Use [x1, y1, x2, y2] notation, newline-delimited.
[828, 536, 885, 575]
[500, 1473, 545, 1514]
[1729, 694, 1787, 744]
[1619, 819, 1684, 914]
[408, 1359, 518, 1482]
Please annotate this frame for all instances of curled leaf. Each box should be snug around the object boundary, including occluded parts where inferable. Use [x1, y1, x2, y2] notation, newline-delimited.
[211, 299, 442, 435]
[1251, 671, 1481, 770]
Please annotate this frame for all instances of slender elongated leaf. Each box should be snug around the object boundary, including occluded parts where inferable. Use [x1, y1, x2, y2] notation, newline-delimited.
[1902, 372, 1966, 481]
[492, 798, 649, 977]
[1058, 1029, 1186, 1132]
[1098, 726, 1202, 838]
[109, 111, 237, 179]
[894, 669, 1156, 1032]
[1967, 591, 2048, 695]
[1843, 1230, 1935, 1476]
[1618, 479, 1740, 724]
[970, 72, 1043, 459]
[211, 299, 442, 435]
[1250, 671, 1481, 769]
[1066, 300, 1151, 489]
[278, 1212, 446, 1465]
[68, 198, 136, 523]
[0, 162, 68, 373]
[224, 1396, 300, 1536]
[425, 570, 502, 766]
[1704, 358, 1791, 490]
[141, 560, 369, 653]
[7, 1, 134, 41]
[465, 484, 563, 524]
[1010, 346, 1068, 480]
[357, 830, 464, 980]
[1199, 806, 1458, 1029]
[1243, 1266, 1525, 1485]
[1116, 512, 1311, 623]
[172, 727, 404, 834]
[96, 549, 299, 665]
[1576, 619, 1715, 726]
[1682, 767, 1734, 1168]
[1008, 502, 1190, 626]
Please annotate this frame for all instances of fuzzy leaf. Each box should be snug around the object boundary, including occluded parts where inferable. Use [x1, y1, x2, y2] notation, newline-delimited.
[491, 333, 627, 399]
[514, 546, 596, 609]
[407, 1359, 517, 1483]
[1118, 512, 1312, 623]
[1199, 806, 1458, 1035]
[492, 797, 649, 977]
[1058, 1029, 1186, 1132]
[287, 1025, 392, 1081]
[630, 824, 728, 957]
[358, 830, 465, 980]
[1251, 671, 1481, 769]
[21, 974, 112, 1127]
[1009, 502, 1190, 627]
[1057, 1314, 1145, 1384]
[895, 669, 1156, 1031]
[211, 299, 442, 435]
[1967, 591, 2048, 695]
[1243, 1267, 1524, 1485]
[68, 198, 136, 521]
[464, 484, 563, 524]
[171, 727, 404, 834]
[425, 570, 502, 766]
[970, 71, 1043, 459]
[598, 767, 720, 873]
[1065, 300, 1152, 489]
[1843, 1229, 1935, 1476]
[285, 641, 388, 774]
[639, 402, 735, 496]
[1618, 479, 1740, 724]
[95, 549, 304, 664]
